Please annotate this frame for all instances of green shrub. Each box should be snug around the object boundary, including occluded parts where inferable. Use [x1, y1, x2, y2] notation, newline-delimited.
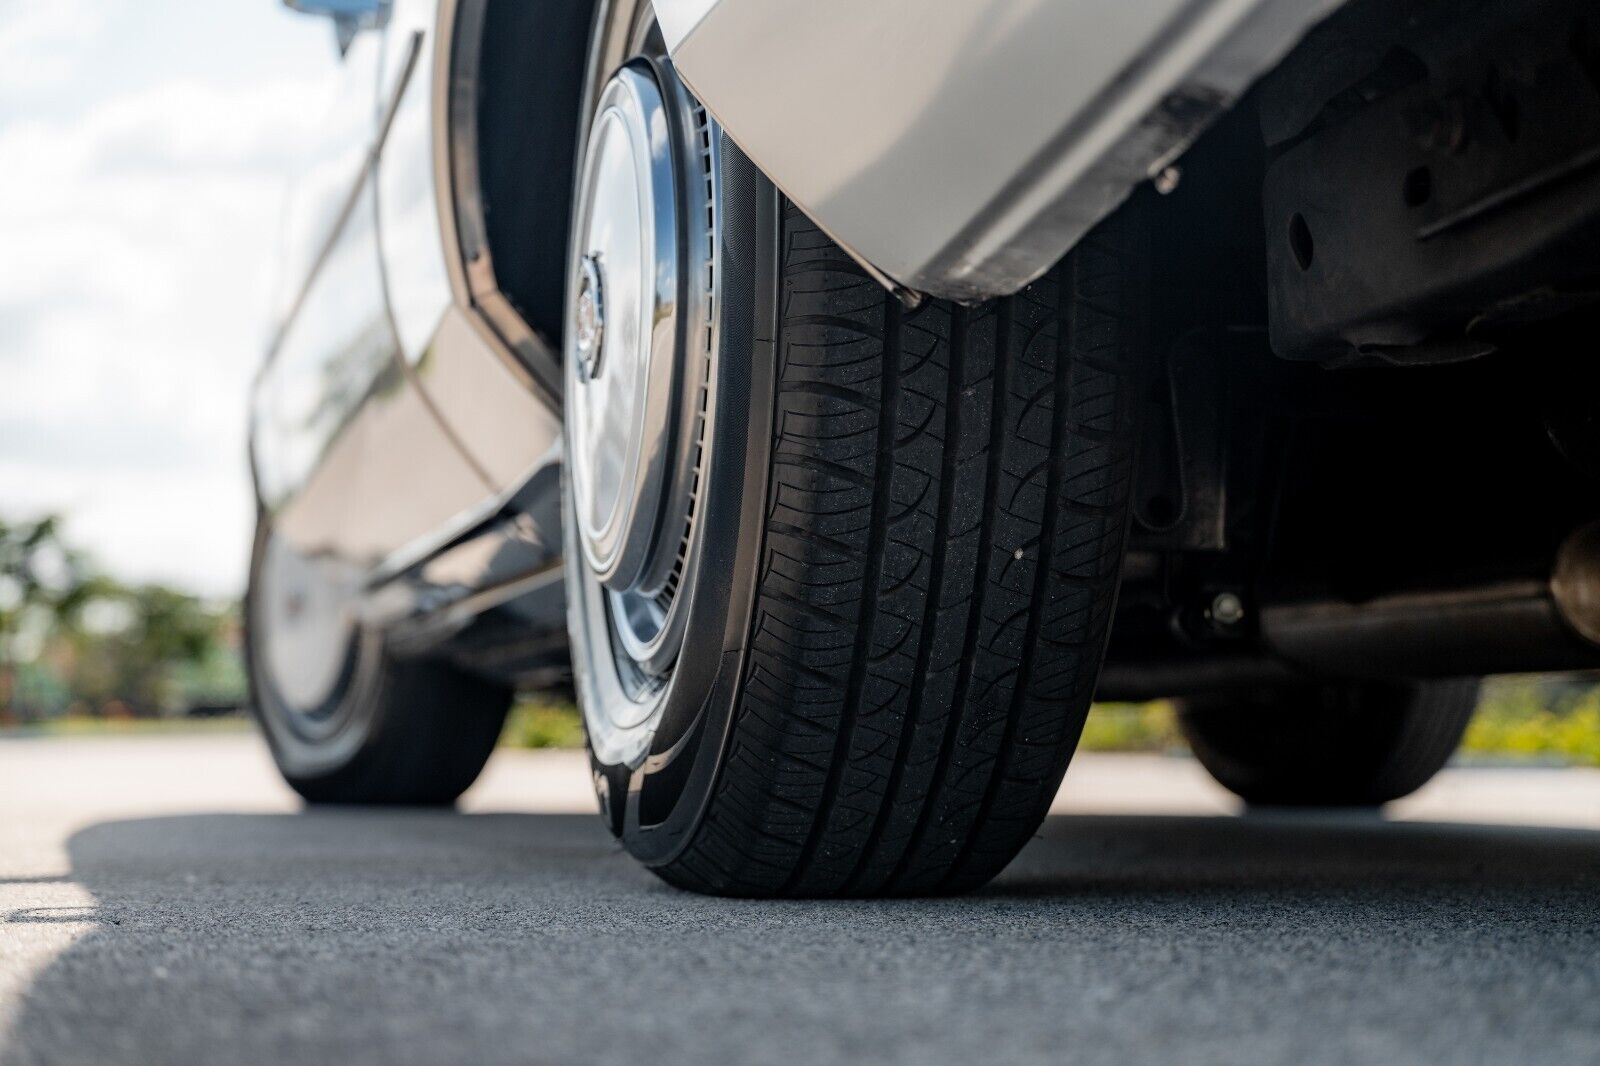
[1078, 701, 1182, 753]
[1461, 677, 1600, 766]
[494, 678, 1600, 766]
[500, 696, 584, 749]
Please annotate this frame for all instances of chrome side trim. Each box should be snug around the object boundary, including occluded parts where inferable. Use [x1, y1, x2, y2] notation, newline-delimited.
[432, 0, 471, 318]
[435, 0, 565, 406]
[382, 562, 567, 655]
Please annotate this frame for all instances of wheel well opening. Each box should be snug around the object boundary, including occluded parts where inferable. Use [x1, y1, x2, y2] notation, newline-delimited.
[470, 0, 598, 350]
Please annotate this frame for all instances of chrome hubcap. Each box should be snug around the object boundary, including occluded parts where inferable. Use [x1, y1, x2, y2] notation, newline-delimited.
[255, 530, 361, 731]
[566, 63, 678, 592]
[566, 57, 720, 764]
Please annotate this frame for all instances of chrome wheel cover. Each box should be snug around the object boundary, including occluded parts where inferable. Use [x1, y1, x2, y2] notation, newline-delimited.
[249, 524, 382, 775]
[256, 531, 359, 723]
[566, 55, 719, 768]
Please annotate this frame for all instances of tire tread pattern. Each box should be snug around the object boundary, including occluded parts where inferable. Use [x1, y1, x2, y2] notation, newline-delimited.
[656, 203, 1141, 896]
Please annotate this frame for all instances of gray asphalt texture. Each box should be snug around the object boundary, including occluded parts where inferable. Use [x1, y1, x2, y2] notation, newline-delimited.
[3, 735, 1600, 1065]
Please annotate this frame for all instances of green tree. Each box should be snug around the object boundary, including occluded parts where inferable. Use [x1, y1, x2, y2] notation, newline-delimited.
[57, 581, 237, 716]
[0, 515, 91, 723]
[2, 513, 244, 722]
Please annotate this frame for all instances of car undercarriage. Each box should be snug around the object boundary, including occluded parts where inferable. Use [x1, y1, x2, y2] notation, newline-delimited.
[1097, 0, 1600, 700]
[246, 0, 1600, 895]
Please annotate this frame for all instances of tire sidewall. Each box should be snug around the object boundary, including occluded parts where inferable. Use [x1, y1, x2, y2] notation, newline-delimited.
[573, 139, 779, 864]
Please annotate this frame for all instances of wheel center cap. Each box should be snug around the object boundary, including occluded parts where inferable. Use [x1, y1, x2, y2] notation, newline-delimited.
[574, 254, 605, 382]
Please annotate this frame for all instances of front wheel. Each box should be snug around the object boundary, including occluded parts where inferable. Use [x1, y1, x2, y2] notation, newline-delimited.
[561, 6, 1147, 896]
[1177, 679, 1481, 807]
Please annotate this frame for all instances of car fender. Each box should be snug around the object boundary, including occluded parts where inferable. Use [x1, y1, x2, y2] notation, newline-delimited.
[656, 0, 1346, 301]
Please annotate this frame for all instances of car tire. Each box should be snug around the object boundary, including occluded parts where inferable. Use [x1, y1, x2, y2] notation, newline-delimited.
[564, 9, 1148, 895]
[245, 518, 512, 806]
[1176, 679, 1480, 807]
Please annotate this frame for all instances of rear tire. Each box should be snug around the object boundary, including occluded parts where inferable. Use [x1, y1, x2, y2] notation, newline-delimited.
[245, 518, 512, 806]
[1177, 679, 1480, 807]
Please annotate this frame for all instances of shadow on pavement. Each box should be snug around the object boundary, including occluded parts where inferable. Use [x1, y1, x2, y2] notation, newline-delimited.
[6, 809, 1600, 1065]
[1004, 809, 1600, 893]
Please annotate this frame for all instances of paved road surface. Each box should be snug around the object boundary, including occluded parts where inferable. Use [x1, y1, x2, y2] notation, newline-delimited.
[4, 733, 1600, 1065]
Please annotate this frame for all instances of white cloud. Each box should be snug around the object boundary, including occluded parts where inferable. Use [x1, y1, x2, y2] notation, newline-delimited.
[0, 9, 338, 596]
[0, 0, 106, 100]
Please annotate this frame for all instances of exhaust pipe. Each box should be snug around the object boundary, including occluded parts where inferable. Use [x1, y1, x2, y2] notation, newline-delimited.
[1096, 523, 1600, 701]
[1261, 522, 1600, 679]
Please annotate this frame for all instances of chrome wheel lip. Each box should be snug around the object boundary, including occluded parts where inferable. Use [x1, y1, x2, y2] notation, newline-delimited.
[566, 54, 721, 769]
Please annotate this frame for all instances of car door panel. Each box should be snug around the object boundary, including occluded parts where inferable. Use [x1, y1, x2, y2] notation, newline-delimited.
[255, 181, 393, 511]
[374, 0, 566, 501]
[254, 17, 498, 569]
[408, 306, 562, 491]
[376, 0, 451, 361]
[271, 32, 384, 323]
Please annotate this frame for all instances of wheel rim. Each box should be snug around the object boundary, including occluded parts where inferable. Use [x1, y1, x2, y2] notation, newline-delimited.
[567, 65, 675, 591]
[251, 528, 365, 743]
[566, 52, 719, 766]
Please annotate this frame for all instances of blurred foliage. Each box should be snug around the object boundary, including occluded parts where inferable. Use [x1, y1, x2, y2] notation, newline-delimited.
[0, 513, 244, 725]
[1080, 680, 1600, 765]
[1461, 676, 1600, 766]
[1079, 701, 1185, 753]
[496, 683, 1600, 769]
[500, 695, 586, 749]
[494, 698, 1194, 754]
[22, 715, 253, 738]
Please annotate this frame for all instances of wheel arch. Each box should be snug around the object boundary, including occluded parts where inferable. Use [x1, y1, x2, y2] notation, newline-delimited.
[440, 0, 601, 400]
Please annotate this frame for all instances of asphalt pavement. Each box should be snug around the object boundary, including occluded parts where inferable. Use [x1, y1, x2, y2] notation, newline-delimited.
[3, 732, 1600, 1065]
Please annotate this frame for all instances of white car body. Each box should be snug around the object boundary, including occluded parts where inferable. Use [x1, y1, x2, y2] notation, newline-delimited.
[655, 0, 1341, 299]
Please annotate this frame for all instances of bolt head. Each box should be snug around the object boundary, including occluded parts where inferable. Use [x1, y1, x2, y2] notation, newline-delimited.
[1210, 592, 1245, 626]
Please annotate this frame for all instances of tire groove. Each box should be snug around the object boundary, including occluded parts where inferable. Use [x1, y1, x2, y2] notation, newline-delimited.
[779, 293, 902, 894]
[885, 300, 1013, 893]
[841, 305, 966, 892]
[940, 256, 1074, 888]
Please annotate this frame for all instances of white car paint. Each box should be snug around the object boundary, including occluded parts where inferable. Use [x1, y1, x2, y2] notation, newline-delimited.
[657, 0, 1344, 300]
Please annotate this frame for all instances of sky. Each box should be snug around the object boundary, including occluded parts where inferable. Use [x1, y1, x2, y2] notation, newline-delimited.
[0, 0, 348, 596]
